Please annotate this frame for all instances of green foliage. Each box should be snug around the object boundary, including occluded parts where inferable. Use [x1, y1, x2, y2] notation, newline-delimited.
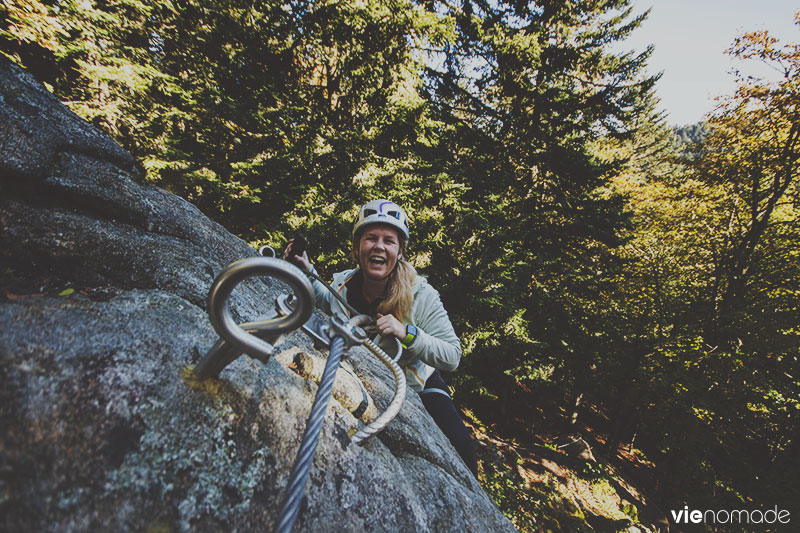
[479, 453, 547, 532]
[416, 0, 656, 411]
[620, 499, 638, 522]
[672, 122, 708, 157]
[579, 460, 607, 481]
[593, 17, 800, 516]
[475, 438, 589, 532]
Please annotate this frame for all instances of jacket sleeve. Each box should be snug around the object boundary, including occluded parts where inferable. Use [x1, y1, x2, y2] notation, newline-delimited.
[308, 265, 334, 315]
[400, 285, 462, 372]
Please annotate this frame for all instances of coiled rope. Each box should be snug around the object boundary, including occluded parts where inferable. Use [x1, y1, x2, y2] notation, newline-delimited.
[351, 337, 407, 445]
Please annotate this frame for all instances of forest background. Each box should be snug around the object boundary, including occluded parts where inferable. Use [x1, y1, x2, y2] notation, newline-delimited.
[3, 0, 799, 529]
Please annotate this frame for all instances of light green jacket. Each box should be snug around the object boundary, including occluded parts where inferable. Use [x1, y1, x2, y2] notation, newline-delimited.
[309, 267, 462, 392]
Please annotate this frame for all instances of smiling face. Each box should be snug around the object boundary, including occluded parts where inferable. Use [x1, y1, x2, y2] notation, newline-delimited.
[354, 225, 402, 281]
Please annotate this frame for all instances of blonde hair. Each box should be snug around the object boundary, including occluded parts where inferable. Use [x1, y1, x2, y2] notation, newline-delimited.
[379, 254, 417, 321]
[353, 234, 418, 320]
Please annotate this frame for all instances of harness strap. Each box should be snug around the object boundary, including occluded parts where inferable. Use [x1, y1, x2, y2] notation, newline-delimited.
[419, 388, 451, 399]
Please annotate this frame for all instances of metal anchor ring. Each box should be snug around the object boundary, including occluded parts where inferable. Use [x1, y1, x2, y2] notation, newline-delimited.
[195, 257, 315, 377]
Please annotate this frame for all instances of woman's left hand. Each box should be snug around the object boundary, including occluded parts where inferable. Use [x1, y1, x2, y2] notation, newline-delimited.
[376, 313, 406, 341]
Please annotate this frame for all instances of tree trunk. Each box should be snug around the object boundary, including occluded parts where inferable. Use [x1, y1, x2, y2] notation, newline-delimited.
[569, 392, 583, 427]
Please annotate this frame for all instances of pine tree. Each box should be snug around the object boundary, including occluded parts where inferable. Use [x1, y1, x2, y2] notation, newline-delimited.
[420, 0, 658, 414]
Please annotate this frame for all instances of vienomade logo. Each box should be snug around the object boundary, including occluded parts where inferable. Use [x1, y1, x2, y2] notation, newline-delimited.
[670, 505, 790, 526]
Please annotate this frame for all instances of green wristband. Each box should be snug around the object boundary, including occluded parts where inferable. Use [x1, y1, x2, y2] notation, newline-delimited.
[402, 325, 418, 348]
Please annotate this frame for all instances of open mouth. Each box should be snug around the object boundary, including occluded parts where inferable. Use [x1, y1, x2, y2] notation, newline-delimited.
[368, 256, 387, 266]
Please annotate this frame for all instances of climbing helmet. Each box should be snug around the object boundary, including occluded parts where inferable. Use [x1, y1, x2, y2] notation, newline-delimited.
[352, 199, 410, 242]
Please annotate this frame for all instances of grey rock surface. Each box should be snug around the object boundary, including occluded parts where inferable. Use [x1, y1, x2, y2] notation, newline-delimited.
[0, 57, 516, 532]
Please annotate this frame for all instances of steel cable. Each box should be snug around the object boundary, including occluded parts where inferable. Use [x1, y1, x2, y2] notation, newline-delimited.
[275, 336, 345, 533]
[304, 268, 360, 317]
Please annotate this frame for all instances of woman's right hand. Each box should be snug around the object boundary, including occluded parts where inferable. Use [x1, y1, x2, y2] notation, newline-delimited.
[283, 238, 312, 272]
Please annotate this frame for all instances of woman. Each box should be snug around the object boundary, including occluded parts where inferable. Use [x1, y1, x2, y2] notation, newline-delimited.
[284, 199, 478, 477]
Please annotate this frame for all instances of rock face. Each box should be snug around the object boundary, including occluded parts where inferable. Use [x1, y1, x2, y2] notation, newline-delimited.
[0, 57, 516, 532]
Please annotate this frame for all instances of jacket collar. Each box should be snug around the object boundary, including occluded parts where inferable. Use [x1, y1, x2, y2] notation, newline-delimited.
[329, 267, 427, 317]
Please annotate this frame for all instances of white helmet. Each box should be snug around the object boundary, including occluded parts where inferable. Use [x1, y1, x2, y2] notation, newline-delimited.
[353, 199, 410, 242]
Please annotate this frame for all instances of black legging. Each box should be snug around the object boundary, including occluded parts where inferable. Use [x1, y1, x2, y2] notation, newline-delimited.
[420, 371, 479, 477]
